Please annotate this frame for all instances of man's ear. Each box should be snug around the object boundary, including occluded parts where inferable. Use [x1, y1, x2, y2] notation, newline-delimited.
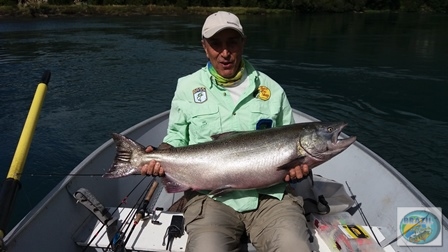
[201, 39, 209, 58]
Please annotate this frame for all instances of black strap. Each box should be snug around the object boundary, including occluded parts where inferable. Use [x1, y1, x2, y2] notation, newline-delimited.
[302, 171, 330, 215]
[303, 195, 331, 216]
[162, 215, 184, 251]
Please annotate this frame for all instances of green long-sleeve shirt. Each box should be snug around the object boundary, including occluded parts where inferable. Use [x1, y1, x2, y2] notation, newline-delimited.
[163, 60, 295, 212]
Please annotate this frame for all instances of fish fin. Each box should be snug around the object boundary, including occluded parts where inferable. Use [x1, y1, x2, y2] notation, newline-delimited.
[103, 167, 141, 178]
[162, 176, 190, 193]
[208, 186, 234, 197]
[277, 157, 305, 171]
[103, 133, 146, 178]
[210, 131, 243, 141]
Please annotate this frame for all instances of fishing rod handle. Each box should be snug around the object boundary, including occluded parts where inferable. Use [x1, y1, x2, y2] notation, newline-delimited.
[135, 181, 159, 223]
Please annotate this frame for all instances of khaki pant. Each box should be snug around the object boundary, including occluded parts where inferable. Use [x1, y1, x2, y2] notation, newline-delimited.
[183, 191, 311, 252]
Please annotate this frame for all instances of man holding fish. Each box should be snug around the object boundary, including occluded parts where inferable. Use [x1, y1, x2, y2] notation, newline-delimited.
[142, 11, 312, 252]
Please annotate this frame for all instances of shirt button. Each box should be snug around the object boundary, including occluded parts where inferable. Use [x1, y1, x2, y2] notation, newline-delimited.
[223, 93, 227, 96]
[233, 112, 236, 115]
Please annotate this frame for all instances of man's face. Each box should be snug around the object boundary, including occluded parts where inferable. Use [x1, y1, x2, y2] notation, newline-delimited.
[202, 29, 245, 78]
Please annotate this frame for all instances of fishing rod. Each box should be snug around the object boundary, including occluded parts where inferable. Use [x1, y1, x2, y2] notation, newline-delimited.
[0, 71, 51, 241]
[111, 206, 139, 251]
[81, 176, 148, 252]
[106, 179, 160, 251]
[18, 173, 105, 177]
[122, 181, 160, 246]
[345, 181, 381, 246]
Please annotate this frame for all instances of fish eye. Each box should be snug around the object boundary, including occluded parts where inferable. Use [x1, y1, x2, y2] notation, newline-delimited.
[327, 127, 333, 133]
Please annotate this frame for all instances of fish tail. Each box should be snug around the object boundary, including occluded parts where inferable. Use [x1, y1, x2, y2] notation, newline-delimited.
[103, 133, 147, 178]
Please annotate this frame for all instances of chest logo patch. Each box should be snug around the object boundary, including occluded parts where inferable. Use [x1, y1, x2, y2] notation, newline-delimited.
[193, 87, 208, 103]
[257, 86, 271, 101]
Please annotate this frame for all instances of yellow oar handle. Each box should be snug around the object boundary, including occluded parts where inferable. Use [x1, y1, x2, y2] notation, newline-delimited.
[0, 70, 51, 238]
[7, 70, 51, 180]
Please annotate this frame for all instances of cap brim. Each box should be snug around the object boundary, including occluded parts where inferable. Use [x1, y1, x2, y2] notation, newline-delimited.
[202, 26, 245, 38]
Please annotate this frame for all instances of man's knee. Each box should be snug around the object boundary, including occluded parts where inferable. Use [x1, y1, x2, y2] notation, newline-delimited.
[186, 230, 241, 252]
[249, 194, 311, 251]
[252, 226, 311, 252]
[183, 196, 245, 252]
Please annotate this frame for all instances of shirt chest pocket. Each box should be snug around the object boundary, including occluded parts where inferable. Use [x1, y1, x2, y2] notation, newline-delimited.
[249, 101, 280, 128]
[189, 105, 222, 143]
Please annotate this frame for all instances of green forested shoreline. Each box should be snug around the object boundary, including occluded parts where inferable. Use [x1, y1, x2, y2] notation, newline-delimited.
[1, 5, 288, 17]
[0, 0, 447, 17]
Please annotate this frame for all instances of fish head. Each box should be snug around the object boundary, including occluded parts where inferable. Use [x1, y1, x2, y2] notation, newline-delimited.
[299, 122, 356, 166]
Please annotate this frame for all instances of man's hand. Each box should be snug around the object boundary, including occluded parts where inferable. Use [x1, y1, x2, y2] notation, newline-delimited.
[140, 146, 165, 176]
[284, 164, 309, 182]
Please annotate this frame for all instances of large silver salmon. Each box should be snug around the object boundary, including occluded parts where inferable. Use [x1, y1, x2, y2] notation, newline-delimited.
[104, 122, 356, 195]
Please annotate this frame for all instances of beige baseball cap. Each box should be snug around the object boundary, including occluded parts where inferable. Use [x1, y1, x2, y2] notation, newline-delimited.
[202, 11, 245, 38]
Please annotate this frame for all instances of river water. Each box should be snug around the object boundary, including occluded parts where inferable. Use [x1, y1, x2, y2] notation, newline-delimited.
[1, 13, 447, 227]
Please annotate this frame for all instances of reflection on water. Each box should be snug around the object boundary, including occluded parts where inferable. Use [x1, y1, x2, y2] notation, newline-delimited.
[0, 13, 447, 226]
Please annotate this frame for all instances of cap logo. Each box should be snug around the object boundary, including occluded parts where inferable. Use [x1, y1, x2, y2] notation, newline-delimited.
[227, 21, 239, 26]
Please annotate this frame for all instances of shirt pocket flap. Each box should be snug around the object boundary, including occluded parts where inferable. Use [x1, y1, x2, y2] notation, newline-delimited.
[189, 105, 221, 143]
